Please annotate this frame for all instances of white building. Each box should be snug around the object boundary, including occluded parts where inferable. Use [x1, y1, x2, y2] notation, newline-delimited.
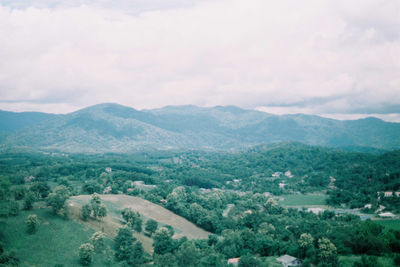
[276, 255, 301, 267]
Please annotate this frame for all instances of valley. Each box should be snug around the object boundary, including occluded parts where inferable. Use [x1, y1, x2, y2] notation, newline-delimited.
[1, 142, 399, 266]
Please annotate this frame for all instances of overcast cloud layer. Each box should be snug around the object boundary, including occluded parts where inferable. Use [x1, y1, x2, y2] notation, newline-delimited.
[0, 0, 399, 121]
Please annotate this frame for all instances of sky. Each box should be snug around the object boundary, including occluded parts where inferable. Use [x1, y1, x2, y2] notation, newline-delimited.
[0, 0, 399, 122]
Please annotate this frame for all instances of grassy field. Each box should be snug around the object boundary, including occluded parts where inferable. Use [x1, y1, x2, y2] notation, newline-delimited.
[277, 194, 327, 206]
[69, 194, 211, 252]
[375, 219, 400, 231]
[1, 208, 113, 266]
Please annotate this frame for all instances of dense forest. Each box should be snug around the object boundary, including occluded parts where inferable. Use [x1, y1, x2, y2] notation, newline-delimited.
[1, 143, 400, 266]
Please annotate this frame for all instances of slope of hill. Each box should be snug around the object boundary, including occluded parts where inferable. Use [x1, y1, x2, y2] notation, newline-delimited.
[0, 110, 57, 133]
[70, 194, 210, 240]
[1, 103, 399, 152]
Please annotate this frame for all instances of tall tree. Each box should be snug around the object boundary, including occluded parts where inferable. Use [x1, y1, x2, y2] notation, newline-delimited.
[153, 228, 176, 255]
[318, 237, 338, 266]
[25, 214, 39, 234]
[46, 186, 70, 215]
[145, 219, 158, 236]
[23, 191, 36, 210]
[114, 227, 136, 261]
[90, 232, 106, 253]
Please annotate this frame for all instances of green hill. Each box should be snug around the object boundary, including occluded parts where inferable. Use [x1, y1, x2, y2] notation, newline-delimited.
[2, 103, 399, 152]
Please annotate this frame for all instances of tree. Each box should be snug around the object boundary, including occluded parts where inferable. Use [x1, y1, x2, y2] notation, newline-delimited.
[145, 219, 158, 236]
[127, 242, 147, 266]
[299, 233, 314, 249]
[264, 197, 282, 214]
[121, 208, 142, 232]
[26, 214, 39, 234]
[208, 234, 218, 246]
[175, 241, 200, 267]
[81, 204, 92, 221]
[318, 237, 338, 266]
[114, 227, 136, 261]
[23, 191, 36, 210]
[46, 194, 66, 214]
[133, 216, 143, 233]
[239, 254, 261, 267]
[166, 186, 187, 214]
[299, 233, 314, 258]
[8, 201, 20, 216]
[0, 176, 11, 218]
[394, 254, 400, 266]
[46, 186, 70, 215]
[90, 232, 106, 253]
[79, 243, 94, 266]
[90, 193, 102, 218]
[97, 204, 107, 220]
[12, 185, 26, 200]
[199, 252, 225, 267]
[154, 253, 177, 267]
[30, 182, 50, 199]
[153, 228, 175, 255]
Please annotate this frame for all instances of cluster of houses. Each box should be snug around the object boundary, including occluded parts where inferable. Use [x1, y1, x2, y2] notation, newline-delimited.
[272, 171, 294, 178]
[227, 254, 301, 266]
[379, 191, 400, 198]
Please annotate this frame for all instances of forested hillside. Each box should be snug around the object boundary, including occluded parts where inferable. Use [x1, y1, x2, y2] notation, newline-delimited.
[2, 103, 400, 152]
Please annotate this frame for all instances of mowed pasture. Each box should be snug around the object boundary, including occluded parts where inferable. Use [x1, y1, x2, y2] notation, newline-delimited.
[277, 194, 327, 206]
[1, 208, 112, 266]
[69, 194, 211, 251]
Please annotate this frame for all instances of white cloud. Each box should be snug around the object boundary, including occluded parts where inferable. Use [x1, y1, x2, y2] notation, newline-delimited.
[0, 0, 399, 121]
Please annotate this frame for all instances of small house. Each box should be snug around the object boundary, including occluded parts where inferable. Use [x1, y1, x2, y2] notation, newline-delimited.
[227, 257, 240, 266]
[264, 192, 271, 197]
[364, 204, 372, 209]
[379, 212, 396, 218]
[24, 175, 35, 182]
[103, 186, 112, 194]
[285, 171, 294, 178]
[276, 255, 301, 267]
[272, 172, 282, 178]
[307, 207, 325, 215]
[279, 183, 287, 189]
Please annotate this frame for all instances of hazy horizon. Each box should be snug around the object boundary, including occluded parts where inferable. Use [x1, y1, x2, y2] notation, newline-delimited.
[1, 102, 399, 123]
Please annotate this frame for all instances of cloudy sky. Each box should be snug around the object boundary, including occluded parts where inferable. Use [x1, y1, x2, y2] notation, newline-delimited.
[0, 0, 399, 121]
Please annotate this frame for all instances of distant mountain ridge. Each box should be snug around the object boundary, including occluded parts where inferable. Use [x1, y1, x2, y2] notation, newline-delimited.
[1, 103, 399, 152]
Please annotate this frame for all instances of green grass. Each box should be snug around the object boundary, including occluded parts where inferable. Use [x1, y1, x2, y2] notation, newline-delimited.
[374, 219, 400, 231]
[1, 208, 113, 266]
[278, 194, 327, 206]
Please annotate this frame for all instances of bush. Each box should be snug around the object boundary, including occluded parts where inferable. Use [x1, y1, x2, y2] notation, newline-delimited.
[25, 214, 39, 234]
[78, 243, 94, 266]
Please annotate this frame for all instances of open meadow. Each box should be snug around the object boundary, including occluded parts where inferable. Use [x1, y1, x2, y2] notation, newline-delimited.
[277, 194, 328, 206]
[1, 206, 112, 266]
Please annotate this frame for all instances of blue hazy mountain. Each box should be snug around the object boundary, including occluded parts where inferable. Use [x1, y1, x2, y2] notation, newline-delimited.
[1, 103, 399, 152]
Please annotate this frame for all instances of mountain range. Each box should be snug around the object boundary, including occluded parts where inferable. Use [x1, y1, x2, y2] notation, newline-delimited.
[1, 103, 399, 152]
